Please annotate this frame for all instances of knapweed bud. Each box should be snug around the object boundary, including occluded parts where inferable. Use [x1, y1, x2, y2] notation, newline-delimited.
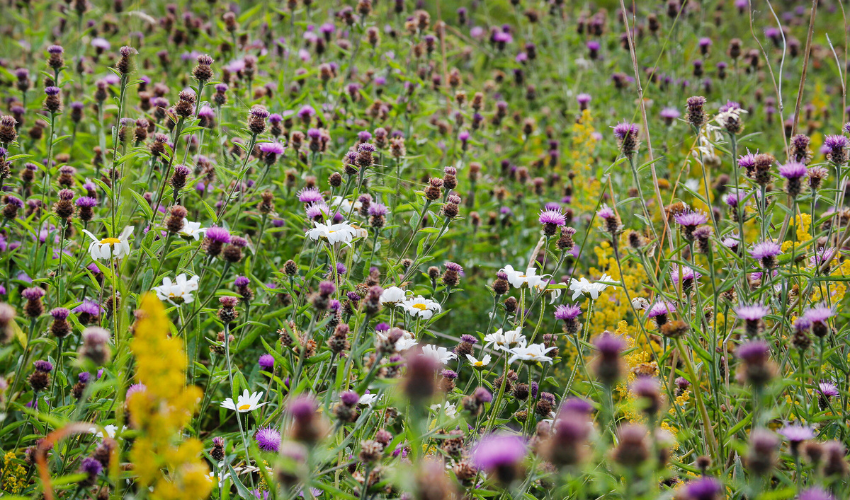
[685, 96, 707, 129]
[116, 46, 137, 75]
[613, 122, 639, 158]
[192, 54, 214, 82]
[248, 105, 270, 135]
[44, 86, 62, 113]
[79, 327, 112, 365]
[592, 332, 625, 386]
[165, 205, 187, 234]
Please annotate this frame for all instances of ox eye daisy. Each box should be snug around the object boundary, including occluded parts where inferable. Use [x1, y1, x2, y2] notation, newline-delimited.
[466, 354, 491, 368]
[399, 295, 442, 319]
[221, 390, 267, 412]
[306, 221, 358, 246]
[82, 226, 134, 260]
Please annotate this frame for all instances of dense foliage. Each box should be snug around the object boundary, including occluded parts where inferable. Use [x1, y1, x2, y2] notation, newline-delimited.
[1, 0, 850, 499]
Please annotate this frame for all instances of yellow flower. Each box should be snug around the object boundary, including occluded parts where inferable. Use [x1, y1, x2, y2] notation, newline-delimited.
[128, 294, 211, 500]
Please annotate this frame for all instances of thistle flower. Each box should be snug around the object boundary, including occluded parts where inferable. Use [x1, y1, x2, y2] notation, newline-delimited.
[554, 304, 582, 334]
[596, 205, 622, 235]
[779, 161, 808, 197]
[593, 332, 625, 386]
[737, 340, 774, 387]
[255, 427, 281, 453]
[685, 96, 707, 129]
[803, 305, 834, 337]
[749, 241, 781, 269]
[734, 304, 770, 337]
[647, 301, 675, 326]
[612, 122, 639, 158]
[823, 134, 849, 165]
[673, 209, 708, 240]
[471, 434, 527, 485]
[538, 208, 566, 236]
[684, 477, 723, 500]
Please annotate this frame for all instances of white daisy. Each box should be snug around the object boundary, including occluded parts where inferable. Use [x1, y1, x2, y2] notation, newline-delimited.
[422, 344, 456, 365]
[430, 402, 457, 418]
[330, 196, 362, 215]
[359, 393, 380, 406]
[306, 221, 358, 246]
[499, 265, 547, 289]
[483, 328, 527, 351]
[220, 389, 267, 412]
[179, 220, 207, 240]
[206, 470, 230, 488]
[466, 354, 491, 368]
[376, 328, 418, 351]
[82, 226, 134, 260]
[508, 343, 557, 365]
[380, 286, 408, 304]
[152, 273, 200, 305]
[568, 273, 616, 301]
[533, 280, 562, 304]
[394, 337, 418, 351]
[399, 295, 442, 319]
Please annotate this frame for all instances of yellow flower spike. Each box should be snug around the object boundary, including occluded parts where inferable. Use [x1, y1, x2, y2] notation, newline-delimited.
[128, 294, 211, 500]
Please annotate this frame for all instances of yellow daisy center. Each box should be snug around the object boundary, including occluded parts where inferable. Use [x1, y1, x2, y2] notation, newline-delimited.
[474, 361, 484, 366]
[99, 237, 121, 245]
[238, 403, 252, 410]
[412, 303, 428, 311]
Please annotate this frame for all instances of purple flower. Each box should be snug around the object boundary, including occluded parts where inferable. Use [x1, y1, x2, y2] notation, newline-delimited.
[669, 265, 701, 285]
[339, 390, 359, 406]
[576, 93, 591, 106]
[684, 477, 723, 500]
[647, 301, 675, 318]
[471, 434, 527, 470]
[368, 203, 388, 217]
[234, 276, 250, 287]
[554, 304, 581, 320]
[719, 100, 741, 113]
[538, 209, 566, 227]
[34, 360, 54, 372]
[258, 354, 274, 371]
[259, 142, 286, 155]
[73, 299, 103, 317]
[803, 305, 834, 323]
[612, 122, 639, 140]
[287, 395, 318, 421]
[297, 187, 324, 204]
[660, 107, 681, 121]
[798, 488, 836, 500]
[205, 227, 231, 244]
[777, 424, 815, 443]
[749, 241, 781, 267]
[51, 307, 70, 320]
[778, 162, 807, 179]
[22, 287, 45, 300]
[255, 427, 281, 452]
[76, 197, 97, 208]
[597, 205, 615, 220]
[725, 191, 747, 207]
[737, 340, 770, 364]
[673, 209, 708, 228]
[823, 135, 849, 156]
[80, 456, 103, 477]
[561, 397, 594, 415]
[818, 381, 839, 398]
[460, 334, 477, 344]
[734, 304, 769, 321]
[474, 387, 493, 403]
[594, 332, 626, 356]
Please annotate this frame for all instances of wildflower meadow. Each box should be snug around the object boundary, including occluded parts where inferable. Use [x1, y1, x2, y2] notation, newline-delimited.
[3, 0, 850, 499]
